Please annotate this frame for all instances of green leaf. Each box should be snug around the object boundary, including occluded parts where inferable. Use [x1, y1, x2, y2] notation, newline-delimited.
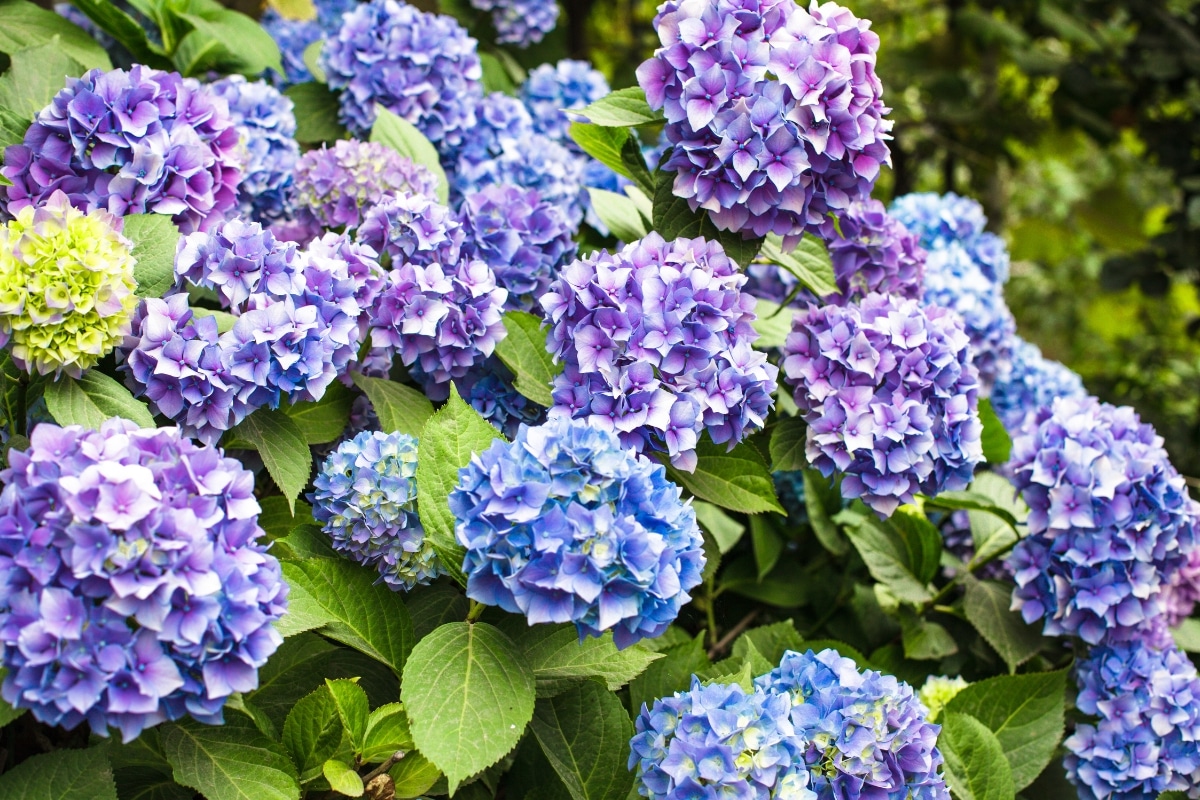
[0, 41, 85, 118]
[257, 495, 315, 541]
[946, 670, 1067, 791]
[938, 712, 1016, 800]
[322, 760, 364, 797]
[0, 744, 117, 799]
[478, 51, 516, 94]
[281, 381, 352, 445]
[719, 554, 808, 608]
[280, 557, 415, 675]
[44, 371, 156, 429]
[569, 124, 632, 183]
[692, 501, 745, 554]
[731, 620, 803, 665]
[651, 170, 762, 267]
[890, 506, 943, 585]
[416, 386, 501, 586]
[768, 416, 807, 472]
[161, 716, 301, 800]
[190, 307, 237, 334]
[0, 106, 29, 155]
[900, 615, 958, 660]
[66, 0, 165, 66]
[362, 703, 414, 763]
[282, 686, 344, 783]
[370, 105, 449, 204]
[750, 516, 783, 580]
[586, 187, 649, 242]
[1172, 617, 1200, 653]
[627, 633, 708, 716]
[512, 623, 662, 697]
[748, 299, 793, 350]
[175, 8, 283, 76]
[389, 752, 441, 799]
[112, 768, 193, 800]
[529, 682, 635, 800]
[838, 508, 933, 604]
[803, 469, 849, 556]
[124, 214, 182, 299]
[401, 622, 536, 794]
[0, 0, 111, 68]
[407, 582, 470, 640]
[979, 398, 1013, 464]
[0, 668, 21, 727]
[225, 408, 311, 514]
[493, 311, 559, 408]
[962, 577, 1044, 673]
[276, 523, 336, 561]
[351, 373, 434, 438]
[577, 86, 663, 127]
[284, 82, 346, 144]
[759, 234, 839, 298]
[326, 678, 370, 757]
[302, 39, 325, 83]
[667, 440, 784, 515]
[924, 491, 1020, 531]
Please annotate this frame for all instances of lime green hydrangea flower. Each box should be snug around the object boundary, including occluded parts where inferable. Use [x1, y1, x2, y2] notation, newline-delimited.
[0, 191, 138, 376]
[918, 674, 969, 722]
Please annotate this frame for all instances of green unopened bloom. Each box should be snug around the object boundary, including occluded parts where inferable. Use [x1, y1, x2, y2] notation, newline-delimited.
[918, 674, 969, 722]
[0, 191, 138, 376]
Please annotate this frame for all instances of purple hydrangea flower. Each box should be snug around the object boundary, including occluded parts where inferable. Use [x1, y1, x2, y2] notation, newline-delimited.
[630, 677, 814, 800]
[743, 259, 803, 307]
[2, 66, 241, 234]
[1165, 547, 1200, 628]
[321, 0, 483, 139]
[815, 198, 926, 302]
[451, 416, 704, 648]
[542, 233, 778, 472]
[781, 293, 983, 517]
[637, 0, 891, 242]
[456, 183, 577, 312]
[756, 648, 950, 800]
[209, 76, 300, 224]
[1065, 641, 1200, 799]
[889, 192, 1009, 284]
[357, 190, 463, 269]
[470, 0, 558, 47]
[1007, 396, 1200, 645]
[990, 337, 1087, 435]
[311, 431, 443, 590]
[261, 0, 359, 87]
[0, 421, 286, 742]
[454, 358, 546, 438]
[521, 60, 610, 146]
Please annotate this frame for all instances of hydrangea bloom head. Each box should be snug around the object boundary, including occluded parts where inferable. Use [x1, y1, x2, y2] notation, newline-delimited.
[756, 648, 950, 800]
[917, 675, 968, 723]
[0, 192, 137, 377]
[454, 358, 547, 438]
[470, 0, 559, 47]
[815, 199, 925, 303]
[1007, 396, 1199, 644]
[522, 60, 610, 145]
[990, 337, 1087, 434]
[637, 0, 891, 241]
[0, 420, 286, 741]
[261, 0, 359, 86]
[357, 191, 463, 269]
[630, 677, 815, 800]
[781, 293, 983, 517]
[322, 0, 482, 139]
[451, 416, 705, 648]
[890, 192, 1009, 284]
[3, 66, 241, 234]
[311, 431, 442, 590]
[542, 233, 777, 471]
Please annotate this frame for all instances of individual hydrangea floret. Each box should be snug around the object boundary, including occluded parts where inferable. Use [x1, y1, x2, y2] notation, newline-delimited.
[209, 76, 300, 223]
[454, 358, 546, 438]
[990, 337, 1087, 434]
[521, 59, 610, 146]
[756, 648, 950, 800]
[0, 421, 286, 742]
[917, 675, 968, 723]
[890, 192, 1009, 284]
[311, 431, 443, 590]
[456, 183, 577, 312]
[542, 233, 778, 471]
[3, 66, 241, 234]
[470, 0, 558, 47]
[0, 191, 137, 377]
[1065, 641, 1200, 799]
[451, 416, 705, 648]
[1007, 396, 1200, 645]
[814, 198, 926, 303]
[781, 293, 984, 517]
[637, 0, 891, 242]
[261, 0, 359, 86]
[321, 0, 483, 139]
[630, 678, 815, 800]
[292, 140, 440, 235]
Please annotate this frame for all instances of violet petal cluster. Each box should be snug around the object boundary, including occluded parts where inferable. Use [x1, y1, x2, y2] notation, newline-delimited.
[3, 66, 241, 234]
[781, 293, 983, 518]
[470, 0, 559, 47]
[990, 337, 1087, 435]
[542, 233, 778, 472]
[261, 0, 359, 87]
[0, 421, 286, 742]
[521, 59, 611, 147]
[1007, 396, 1200, 645]
[1165, 546, 1200, 628]
[889, 192, 1009, 284]
[454, 357, 547, 439]
[813, 198, 926, 303]
[450, 416, 705, 648]
[755, 648, 950, 800]
[321, 0, 483, 140]
[637, 0, 891, 241]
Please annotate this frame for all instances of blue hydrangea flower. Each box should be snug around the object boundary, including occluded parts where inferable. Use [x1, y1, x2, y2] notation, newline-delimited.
[209, 76, 300, 224]
[454, 357, 546, 438]
[756, 649, 950, 800]
[542, 233, 778, 472]
[889, 192, 1009, 284]
[1065, 641, 1200, 799]
[1007, 396, 1200, 645]
[261, 0, 359, 87]
[522, 60, 610, 146]
[2, 66, 241, 234]
[322, 0, 483, 140]
[637, 0, 891, 242]
[311, 431, 442, 590]
[990, 337, 1087, 435]
[470, 0, 559, 47]
[451, 416, 705, 648]
[781, 293, 983, 518]
[630, 678, 815, 800]
[0, 421, 286, 742]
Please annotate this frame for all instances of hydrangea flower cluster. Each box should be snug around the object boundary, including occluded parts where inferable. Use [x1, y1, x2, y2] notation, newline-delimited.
[454, 358, 546, 438]
[470, 0, 559, 47]
[209, 76, 300, 223]
[321, 0, 483, 139]
[815, 199, 926, 303]
[0, 421, 286, 742]
[990, 337, 1087, 434]
[450, 416, 705, 648]
[292, 140, 440, 235]
[2, 66, 241, 234]
[630, 678, 814, 800]
[0, 192, 137, 377]
[1065, 641, 1200, 799]
[456, 183, 577, 312]
[261, 0, 359, 86]
[1007, 396, 1199, 645]
[542, 234, 778, 471]
[756, 649, 950, 800]
[1165, 547, 1200, 627]
[781, 293, 983, 517]
[890, 192, 1009, 284]
[311, 431, 442, 590]
[521, 60, 610, 146]
[637, 0, 891, 241]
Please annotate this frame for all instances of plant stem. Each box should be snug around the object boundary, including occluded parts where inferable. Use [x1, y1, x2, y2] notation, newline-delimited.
[466, 600, 485, 622]
[707, 609, 759, 659]
[362, 751, 405, 784]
